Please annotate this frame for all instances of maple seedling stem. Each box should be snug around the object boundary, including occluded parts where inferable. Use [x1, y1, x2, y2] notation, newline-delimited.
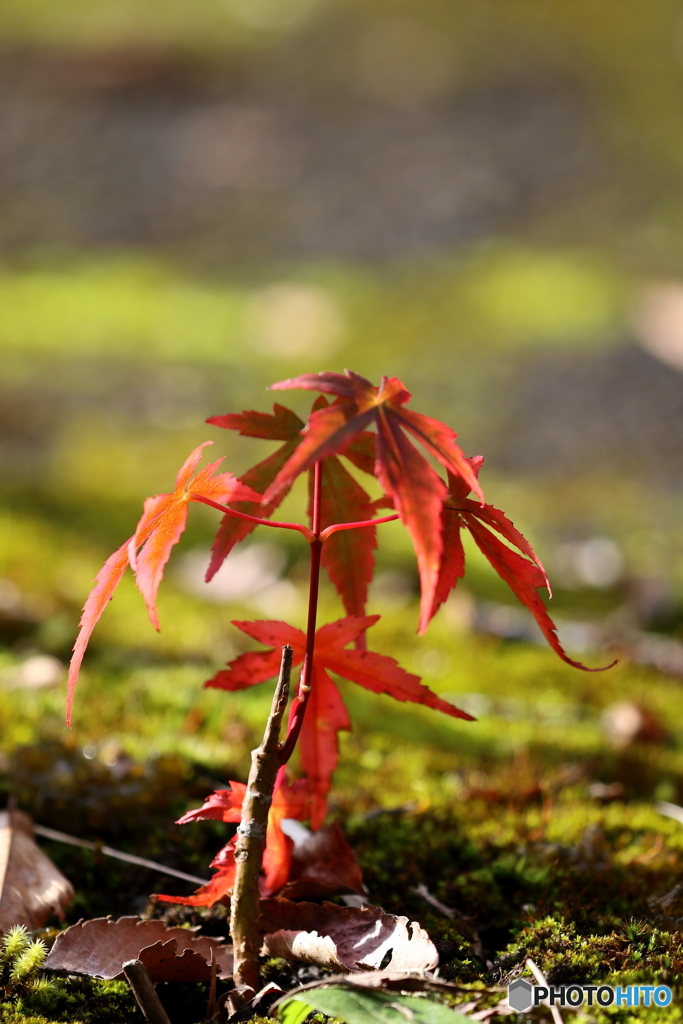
[279, 461, 323, 765]
[230, 644, 293, 993]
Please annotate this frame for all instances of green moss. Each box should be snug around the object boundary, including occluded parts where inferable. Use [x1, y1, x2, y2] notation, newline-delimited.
[0, 974, 141, 1023]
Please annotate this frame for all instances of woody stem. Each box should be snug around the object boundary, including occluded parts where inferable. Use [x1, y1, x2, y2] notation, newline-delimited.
[230, 645, 293, 994]
[279, 460, 323, 766]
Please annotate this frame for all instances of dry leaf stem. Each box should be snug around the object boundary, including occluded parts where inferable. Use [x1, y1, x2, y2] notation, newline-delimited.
[230, 644, 293, 992]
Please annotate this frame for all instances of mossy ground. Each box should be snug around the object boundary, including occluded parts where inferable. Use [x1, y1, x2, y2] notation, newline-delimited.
[3, 608, 683, 1022]
[3, 467, 683, 1022]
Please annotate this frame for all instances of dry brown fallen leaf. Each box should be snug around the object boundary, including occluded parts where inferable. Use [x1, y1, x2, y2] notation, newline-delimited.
[0, 809, 74, 931]
[274, 970, 471, 996]
[260, 899, 439, 973]
[279, 821, 367, 900]
[44, 916, 233, 982]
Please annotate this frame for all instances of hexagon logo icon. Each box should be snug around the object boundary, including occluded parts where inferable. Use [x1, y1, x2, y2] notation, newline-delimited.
[508, 978, 533, 1012]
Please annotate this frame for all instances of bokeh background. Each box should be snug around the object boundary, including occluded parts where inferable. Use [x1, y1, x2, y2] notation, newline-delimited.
[5, 0, 683, 857]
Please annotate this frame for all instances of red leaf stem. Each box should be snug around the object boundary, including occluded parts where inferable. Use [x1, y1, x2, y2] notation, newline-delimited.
[189, 493, 315, 543]
[319, 513, 400, 541]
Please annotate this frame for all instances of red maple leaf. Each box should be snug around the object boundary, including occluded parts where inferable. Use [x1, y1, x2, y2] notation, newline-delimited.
[205, 616, 473, 828]
[204, 404, 305, 582]
[432, 460, 616, 671]
[207, 401, 378, 617]
[66, 442, 259, 725]
[155, 774, 310, 907]
[262, 371, 484, 633]
[312, 396, 379, 622]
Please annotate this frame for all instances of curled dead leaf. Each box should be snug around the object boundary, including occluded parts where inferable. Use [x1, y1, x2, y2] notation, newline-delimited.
[44, 916, 233, 982]
[0, 809, 74, 931]
[260, 899, 438, 973]
[279, 820, 366, 900]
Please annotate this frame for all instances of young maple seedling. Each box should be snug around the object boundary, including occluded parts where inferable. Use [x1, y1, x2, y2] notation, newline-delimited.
[67, 370, 614, 992]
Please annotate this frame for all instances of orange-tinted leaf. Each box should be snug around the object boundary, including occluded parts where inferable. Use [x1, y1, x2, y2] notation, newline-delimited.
[206, 444, 299, 580]
[466, 516, 615, 671]
[67, 444, 259, 724]
[206, 405, 304, 580]
[66, 540, 130, 727]
[129, 493, 191, 632]
[130, 442, 259, 629]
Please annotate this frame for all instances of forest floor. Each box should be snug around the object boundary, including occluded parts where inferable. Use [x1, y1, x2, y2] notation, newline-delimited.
[3, 609, 683, 1023]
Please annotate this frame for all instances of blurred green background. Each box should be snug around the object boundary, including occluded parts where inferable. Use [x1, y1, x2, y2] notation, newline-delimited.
[4, 0, 683, 819]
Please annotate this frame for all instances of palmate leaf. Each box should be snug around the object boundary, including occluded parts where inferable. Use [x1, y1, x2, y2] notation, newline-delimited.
[66, 442, 259, 725]
[129, 442, 259, 629]
[316, 455, 376, 619]
[433, 465, 616, 672]
[264, 371, 483, 632]
[205, 616, 473, 828]
[205, 404, 305, 582]
[156, 775, 310, 906]
[66, 541, 131, 727]
[208, 400, 378, 617]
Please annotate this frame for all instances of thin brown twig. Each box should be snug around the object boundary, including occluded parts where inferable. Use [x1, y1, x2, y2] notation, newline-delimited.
[230, 644, 293, 993]
[122, 959, 172, 1024]
[206, 948, 217, 1018]
[526, 958, 563, 1024]
[32, 824, 208, 885]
